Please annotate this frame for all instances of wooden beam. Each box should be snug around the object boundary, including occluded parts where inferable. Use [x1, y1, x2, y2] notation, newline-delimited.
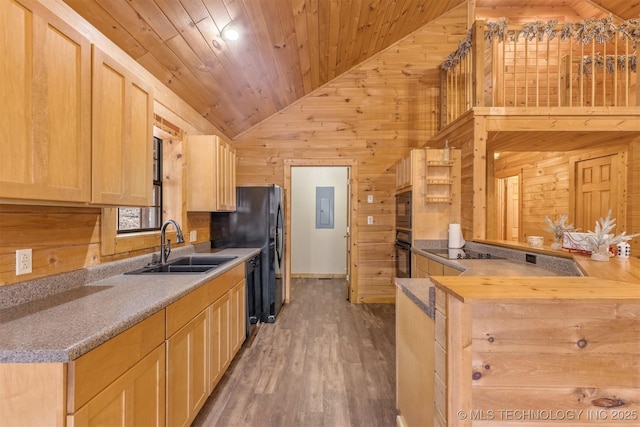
[473, 116, 487, 239]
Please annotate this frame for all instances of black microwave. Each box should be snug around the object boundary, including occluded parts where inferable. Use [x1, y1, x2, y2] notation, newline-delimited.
[396, 191, 411, 230]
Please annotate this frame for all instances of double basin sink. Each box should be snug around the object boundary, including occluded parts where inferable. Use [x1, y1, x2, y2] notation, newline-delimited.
[126, 255, 238, 275]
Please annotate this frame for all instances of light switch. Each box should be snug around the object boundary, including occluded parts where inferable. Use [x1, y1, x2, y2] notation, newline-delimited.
[189, 230, 197, 242]
[367, 194, 373, 204]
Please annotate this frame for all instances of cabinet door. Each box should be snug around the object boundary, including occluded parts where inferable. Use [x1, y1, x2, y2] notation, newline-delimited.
[68, 344, 166, 427]
[209, 293, 230, 391]
[427, 258, 445, 276]
[443, 265, 461, 276]
[166, 309, 209, 427]
[185, 135, 218, 211]
[0, 0, 91, 203]
[230, 279, 246, 355]
[216, 142, 236, 211]
[185, 135, 236, 212]
[396, 288, 435, 427]
[412, 254, 430, 278]
[91, 47, 153, 206]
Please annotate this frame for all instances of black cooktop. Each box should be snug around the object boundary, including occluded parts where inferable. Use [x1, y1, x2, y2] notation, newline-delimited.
[424, 248, 504, 260]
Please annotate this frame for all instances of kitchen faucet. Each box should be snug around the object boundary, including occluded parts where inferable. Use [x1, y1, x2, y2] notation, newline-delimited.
[159, 219, 185, 265]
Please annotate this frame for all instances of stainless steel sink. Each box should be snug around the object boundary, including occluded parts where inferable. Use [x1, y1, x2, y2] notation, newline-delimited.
[125, 255, 237, 274]
[168, 255, 237, 266]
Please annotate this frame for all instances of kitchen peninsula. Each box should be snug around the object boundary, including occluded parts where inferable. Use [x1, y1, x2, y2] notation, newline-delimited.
[396, 243, 640, 427]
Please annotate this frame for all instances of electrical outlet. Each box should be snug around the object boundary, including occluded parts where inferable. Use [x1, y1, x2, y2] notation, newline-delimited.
[189, 230, 198, 242]
[16, 249, 32, 275]
[367, 216, 374, 225]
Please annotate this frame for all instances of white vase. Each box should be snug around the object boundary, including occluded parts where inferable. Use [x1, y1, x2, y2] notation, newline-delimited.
[551, 236, 562, 250]
[591, 244, 610, 262]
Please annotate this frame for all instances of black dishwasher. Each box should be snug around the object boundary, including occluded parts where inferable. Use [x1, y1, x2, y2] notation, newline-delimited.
[245, 253, 262, 338]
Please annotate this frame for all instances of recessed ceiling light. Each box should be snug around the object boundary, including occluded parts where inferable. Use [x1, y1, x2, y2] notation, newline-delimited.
[221, 22, 240, 41]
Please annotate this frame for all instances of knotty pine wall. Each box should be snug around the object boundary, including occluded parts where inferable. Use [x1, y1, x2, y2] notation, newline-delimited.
[492, 134, 640, 249]
[231, 6, 469, 303]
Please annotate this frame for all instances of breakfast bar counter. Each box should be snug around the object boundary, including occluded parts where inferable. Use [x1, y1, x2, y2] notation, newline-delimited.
[430, 275, 640, 426]
[396, 240, 640, 427]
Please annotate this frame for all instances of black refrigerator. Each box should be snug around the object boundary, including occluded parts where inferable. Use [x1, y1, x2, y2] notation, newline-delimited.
[210, 185, 284, 323]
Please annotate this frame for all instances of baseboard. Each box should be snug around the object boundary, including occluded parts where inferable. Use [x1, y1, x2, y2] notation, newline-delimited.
[290, 273, 347, 279]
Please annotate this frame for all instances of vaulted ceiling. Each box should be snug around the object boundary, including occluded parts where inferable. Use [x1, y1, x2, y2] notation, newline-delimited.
[62, 0, 639, 139]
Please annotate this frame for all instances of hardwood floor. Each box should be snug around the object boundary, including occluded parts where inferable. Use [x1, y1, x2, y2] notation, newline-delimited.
[192, 278, 397, 427]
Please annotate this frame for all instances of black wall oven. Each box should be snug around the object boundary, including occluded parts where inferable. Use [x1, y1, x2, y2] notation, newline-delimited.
[395, 191, 412, 278]
[395, 228, 411, 278]
[396, 191, 411, 230]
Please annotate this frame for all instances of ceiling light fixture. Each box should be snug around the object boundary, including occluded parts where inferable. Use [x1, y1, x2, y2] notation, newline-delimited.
[220, 22, 240, 41]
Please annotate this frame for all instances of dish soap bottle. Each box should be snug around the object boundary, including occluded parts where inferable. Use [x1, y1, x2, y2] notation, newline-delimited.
[443, 140, 450, 163]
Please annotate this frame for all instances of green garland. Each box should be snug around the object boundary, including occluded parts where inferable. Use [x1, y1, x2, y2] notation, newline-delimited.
[442, 16, 640, 72]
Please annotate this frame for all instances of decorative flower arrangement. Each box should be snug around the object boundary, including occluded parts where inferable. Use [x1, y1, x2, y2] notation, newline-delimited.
[544, 214, 575, 250]
[586, 210, 640, 261]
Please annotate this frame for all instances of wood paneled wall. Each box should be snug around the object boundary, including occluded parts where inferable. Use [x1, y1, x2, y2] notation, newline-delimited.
[232, 6, 469, 303]
[492, 134, 640, 248]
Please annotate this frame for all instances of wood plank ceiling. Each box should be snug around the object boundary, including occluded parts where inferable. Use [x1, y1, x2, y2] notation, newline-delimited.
[62, 0, 639, 139]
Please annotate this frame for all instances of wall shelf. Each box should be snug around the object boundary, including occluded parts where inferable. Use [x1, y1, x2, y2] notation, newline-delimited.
[424, 148, 460, 205]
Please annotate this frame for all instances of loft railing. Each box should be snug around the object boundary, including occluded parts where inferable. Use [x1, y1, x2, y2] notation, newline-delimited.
[441, 18, 639, 127]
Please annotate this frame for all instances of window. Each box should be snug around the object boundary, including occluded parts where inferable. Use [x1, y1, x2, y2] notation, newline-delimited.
[117, 137, 162, 233]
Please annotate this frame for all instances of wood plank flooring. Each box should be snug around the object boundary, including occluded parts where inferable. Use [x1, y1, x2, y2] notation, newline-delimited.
[192, 278, 397, 427]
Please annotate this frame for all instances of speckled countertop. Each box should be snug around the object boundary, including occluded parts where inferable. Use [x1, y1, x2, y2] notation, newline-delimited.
[395, 278, 435, 319]
[396, 244, 579, 319]
[0, 247, 260, 363]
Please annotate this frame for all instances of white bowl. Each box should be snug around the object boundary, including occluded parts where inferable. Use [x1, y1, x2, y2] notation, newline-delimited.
[527, 236, 544, 247]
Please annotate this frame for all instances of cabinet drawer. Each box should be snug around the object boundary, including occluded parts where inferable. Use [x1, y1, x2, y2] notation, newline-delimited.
[208, 274, 228, 304]
[67, 310, 165, 412]
[226, 264, 245, 289]
[166, 283, 210, 338]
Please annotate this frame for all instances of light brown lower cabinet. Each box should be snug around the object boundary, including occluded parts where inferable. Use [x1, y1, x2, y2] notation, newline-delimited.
[166, 264, 245, 426]
[68, 344, 166, 427]
[0, 264, 247, 427]
[396, 287, 435, 427]
[67, 310, 166, 426]
[166, 309, 209, 427]
[209, 292, 230, 390]
[230, 278, 247, 355]
[412, 253, 461, 278]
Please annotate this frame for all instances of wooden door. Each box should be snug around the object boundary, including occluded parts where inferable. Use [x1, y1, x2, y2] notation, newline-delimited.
[166, 310, 208, 427]
[505, 176, 519, 241]
[497, 175, 519, 241]
[0, 0, 91, 203]
[575, 155, 617, 232]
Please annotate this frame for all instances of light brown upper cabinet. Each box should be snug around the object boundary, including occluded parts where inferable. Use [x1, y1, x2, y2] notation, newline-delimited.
[185, 135, 236, 212]
[395, 152, 415, 192]
[91, 47, 153, 206]
[0, 0, 92, 203]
